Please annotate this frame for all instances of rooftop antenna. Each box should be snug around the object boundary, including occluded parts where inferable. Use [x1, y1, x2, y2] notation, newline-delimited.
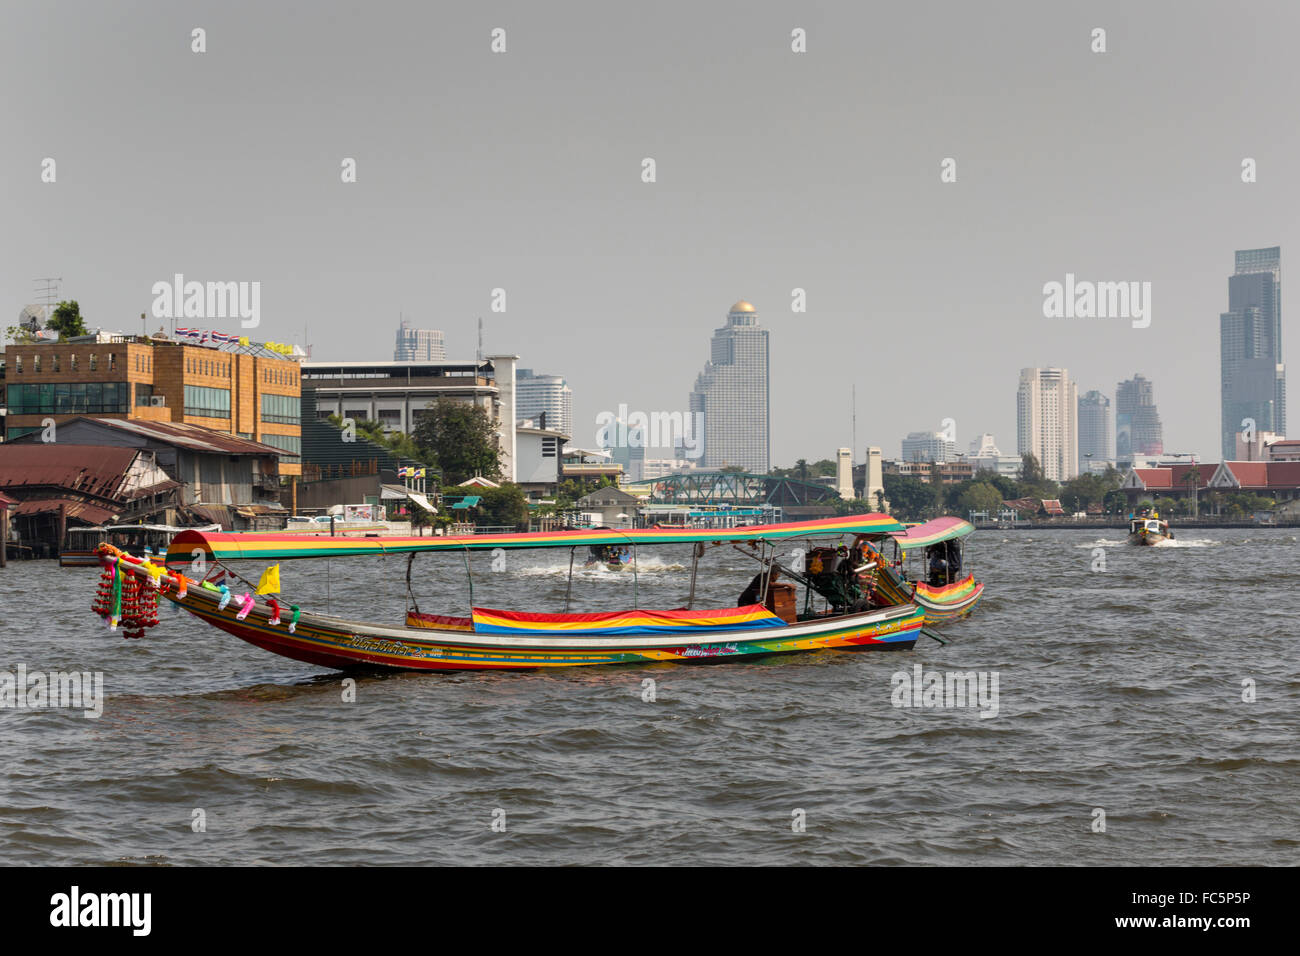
[34, 277, 61, 323]
[477, 316, 484, 361]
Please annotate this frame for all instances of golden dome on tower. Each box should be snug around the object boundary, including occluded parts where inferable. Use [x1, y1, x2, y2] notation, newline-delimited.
[730, 300, 756, 313]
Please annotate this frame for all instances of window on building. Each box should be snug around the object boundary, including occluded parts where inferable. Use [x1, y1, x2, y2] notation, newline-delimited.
[135, 384, 154, 406]
[184, 384, 232, 418]
[88, 354, 97, 371]
[5, 382, 128, 415]
[258, 432, 301, 463]
[70, 354, 77, 371]
[52, 355, 60, 372]
[260, 393, 300, 424]
[32, 354, 40, 373]
[108, 353, 116, 371]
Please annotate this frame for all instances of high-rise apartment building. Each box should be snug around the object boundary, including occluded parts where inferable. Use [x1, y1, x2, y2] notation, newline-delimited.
[516, 369, 573, 436]
[394, 320, 447, 362]
[900, 431, 955, 463]
[1017, 367, 1077, 481]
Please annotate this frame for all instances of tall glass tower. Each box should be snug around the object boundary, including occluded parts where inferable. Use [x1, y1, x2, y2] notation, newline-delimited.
[1077, 390, 1114, 466]
[1115, 374, 1164, 459]
[1221, 246, 1285, 458]
[690, 301, 770, 473]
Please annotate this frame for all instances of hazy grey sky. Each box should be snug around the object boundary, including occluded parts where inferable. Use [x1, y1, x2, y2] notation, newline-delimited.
[3, 1, 1296, 465]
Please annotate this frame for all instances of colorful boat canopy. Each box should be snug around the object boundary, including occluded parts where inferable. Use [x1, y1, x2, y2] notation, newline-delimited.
[886, 517, 975, 549]
[165, 514, 906, 563]
[470, 604, 785, 635]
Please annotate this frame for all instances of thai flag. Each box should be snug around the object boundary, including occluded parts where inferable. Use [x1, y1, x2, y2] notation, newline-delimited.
[176, 327, 201, 339]
[210, 331, 236, 344]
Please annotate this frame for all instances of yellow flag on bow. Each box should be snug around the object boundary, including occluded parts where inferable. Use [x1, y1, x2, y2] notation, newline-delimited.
[255, 564, 281, 595]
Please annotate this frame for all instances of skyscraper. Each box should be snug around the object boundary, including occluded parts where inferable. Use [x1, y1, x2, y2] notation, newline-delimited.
[1017, 367, 1077, 481]
[690, 300, 770, 472]
[1077, 390, 1114, 466]
[394, 320, 446, 361]
[515, 369, 573, 436]
[1115, 373, 1163, 459]
[1221, 246, 1285, 458]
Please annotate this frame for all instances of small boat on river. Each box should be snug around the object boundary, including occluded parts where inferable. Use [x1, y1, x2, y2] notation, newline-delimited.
[60, 523, 222, 568]
[855, 517, 984, 624]
[90, 515, 941, 673]
[1127, 510, 1173, 546]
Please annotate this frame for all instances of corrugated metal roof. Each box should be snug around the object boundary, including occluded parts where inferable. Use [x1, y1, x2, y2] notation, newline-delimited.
[10, 498, 119, 525]
[0, 444, 139, 498]
[74, 417, 285, 456]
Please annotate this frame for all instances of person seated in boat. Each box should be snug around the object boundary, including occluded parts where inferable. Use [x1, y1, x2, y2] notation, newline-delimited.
[928, 547, 949, 586]
[945, 539, 962, 576]
[738, 565, 779, 607]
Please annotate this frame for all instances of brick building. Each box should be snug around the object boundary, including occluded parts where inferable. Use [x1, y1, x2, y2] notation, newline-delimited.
[1, 334, 301, 475]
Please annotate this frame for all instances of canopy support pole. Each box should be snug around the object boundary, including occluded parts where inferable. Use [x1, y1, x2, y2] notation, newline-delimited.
[564, 547, 575, 612]
[759, 541, 772, 606]
[405, 551, 418, 613]
[686, 543, 701, 609]
[632, 543, 639, 609]
[462, 547, 474, 615]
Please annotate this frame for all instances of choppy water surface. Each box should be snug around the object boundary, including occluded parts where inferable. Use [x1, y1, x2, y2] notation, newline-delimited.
[1, 529, 1297, 865]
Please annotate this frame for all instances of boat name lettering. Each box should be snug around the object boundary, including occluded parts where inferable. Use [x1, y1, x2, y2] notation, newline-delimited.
[681, 643, 740, 658]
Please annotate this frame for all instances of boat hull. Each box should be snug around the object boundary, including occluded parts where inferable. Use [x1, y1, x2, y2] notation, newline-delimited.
[104, 554, 926, 672]
[59, 550, 102, 568]
[1127, 533, 1169, 546]
[172, 594, 924, 671]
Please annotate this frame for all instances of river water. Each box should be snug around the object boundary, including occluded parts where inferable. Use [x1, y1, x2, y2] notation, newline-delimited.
[1, 529, 1297, 865]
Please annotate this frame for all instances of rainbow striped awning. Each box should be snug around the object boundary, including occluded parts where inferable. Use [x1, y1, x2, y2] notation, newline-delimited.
[470, 604, 786, 635]
[887, 517, 974, 549]
[166, 514, 905, 563]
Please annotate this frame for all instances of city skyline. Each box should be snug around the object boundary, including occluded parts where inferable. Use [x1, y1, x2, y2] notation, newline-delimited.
[2, 2, 1295, 465]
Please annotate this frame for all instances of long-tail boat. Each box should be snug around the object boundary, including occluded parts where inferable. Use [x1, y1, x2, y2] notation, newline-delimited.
[858, 517, 984, 623]
[91, 515, 936, 673]
[1127, 510, 1173, 546]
